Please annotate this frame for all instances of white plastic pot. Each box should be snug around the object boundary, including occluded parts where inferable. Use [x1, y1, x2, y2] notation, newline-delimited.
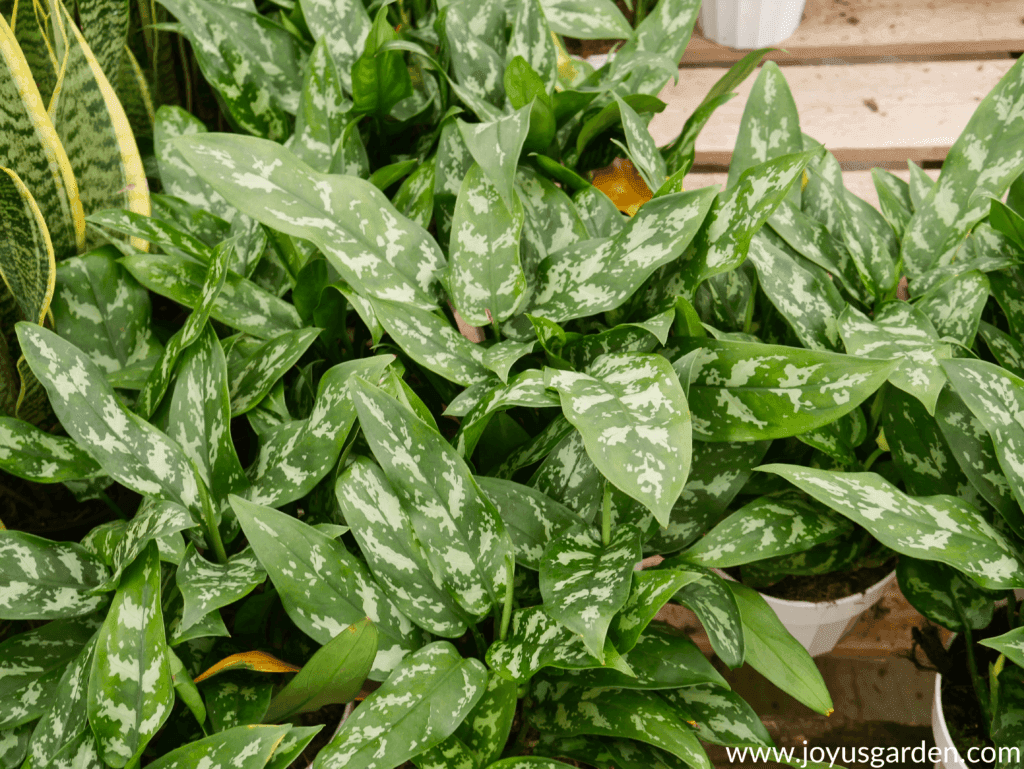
[698, 0, 807, 49]
[717, 569, 897, 657]
[932, 671, 969, 769]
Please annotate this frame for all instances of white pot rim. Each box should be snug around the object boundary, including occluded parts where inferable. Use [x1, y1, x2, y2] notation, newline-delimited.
[715, 567, 897, 608]
[933, 666, 969, 769]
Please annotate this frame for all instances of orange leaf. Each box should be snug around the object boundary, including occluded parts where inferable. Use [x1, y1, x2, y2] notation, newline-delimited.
[193, 650, 301, 683]
[592, 158, 652, 216]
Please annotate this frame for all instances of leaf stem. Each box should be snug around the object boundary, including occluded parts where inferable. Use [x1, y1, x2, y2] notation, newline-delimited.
[952, 591, 992, 733]
[499, 556, 515, 642]
[194, 468, 228, 565]
[487, 310, 502, 343]
[1008, 589, 1018, 631]
[98, 490, 127, 520]
[862, 447, 885, 472]
[601, 482, 612, 547]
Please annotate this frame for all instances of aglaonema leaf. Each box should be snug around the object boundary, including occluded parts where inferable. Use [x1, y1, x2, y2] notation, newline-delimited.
[145, 725, 292, 769]
[231, 496, 425, 680]
[760, 463, 1024, 589]
[0, 417, 102, 483]
[176, 545, 265, 635]
[311, 643, 487, 769]
[544, 352, 691, 525]
[87, 542, 173, 768]
[539, 0, 630, 39]
[658, 566, 743, 668]
[154, 106, 237, 222]
[660, 685, 772, 747]
[897, 557, 994, 633]
[454, 671, 517, 767]
[350, 379, 515, 622]
[335, 456, 469, 637]
[174, 134, 446, 310]
[539, 521, 641, 660]
[914, 270, 989, 346]
[227, 328, 321, 416]
[263, 618, 377, 723]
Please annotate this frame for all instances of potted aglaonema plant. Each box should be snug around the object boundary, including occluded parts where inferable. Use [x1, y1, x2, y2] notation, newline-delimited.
[699, 0, 807, 49]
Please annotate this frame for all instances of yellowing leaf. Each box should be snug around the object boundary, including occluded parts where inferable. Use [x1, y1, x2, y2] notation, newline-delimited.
[592, 158, 652, 216]
[193, 651, 301, 684]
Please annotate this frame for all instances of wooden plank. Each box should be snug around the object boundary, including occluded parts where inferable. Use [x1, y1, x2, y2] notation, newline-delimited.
[684, 168, 939, 211]
[650, 59, 1016, 165]
[682, 0, 1024, 64]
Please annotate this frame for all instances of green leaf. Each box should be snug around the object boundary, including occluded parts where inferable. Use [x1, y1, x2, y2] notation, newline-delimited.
[536, 736, 690, 769]
[18, 324, 201, 514]
[0, 530, 109, 620]
[155, 0, 301, 140]
[393, 160, 435, 230]
[508, 0, 557, 91]
[660, 566, 743, 668]
[87, 208, 211, 260]
[614, 94, 666, 194]
[935, 386, 1024, 533]
[0, 416, 102, 483]
[486, 605, 632, 681]
[449, 163, 528, 326]
[896, 557, 994, 632]
[454, 671, 517, 767]
[248, 356, 391, 506]
[979, 321, 1024, 378]
[351, 8, 412, 118]
[678, 496, 851, 568]
[106, 498, 194, 584]
[264, 617, 376, 722]
[661, 685, 772, 747]
[88, 543, 173, 767]
[914, 270, 989, 346]
[544, 352, 691, 524]
[839, 303, 950, 414]
[231, 496, 424, 680]
[458, 107, 531, 211]
[530, 188, 716, 322]
[747, 234, 844, 352]
[204, 679, 273, 731]
[531, 685, 711, 769]
[167, 646, 206, 727]
[175, 134, 446, 310]
[884, 387, 968, 499]
[611, 0, 701, 95]
[312, 643, 487, 769]
[900, 56, 1024, 277]
[759, 463, 1024, 589]
[0, 15, 82, 259]
[0, 723, 31, 769]
[120, 252, 301, 339]
[539, 521, 640, 659]
[989, 196, 1024, 251]
[176, 545, 264, 635]
[569, 623, 726, 690]
[154, 107, 236, 222]
[682, 150, 818, 290]
[351, 379, 514, 621]
[728, 580, 833, 714]
[539, 0, 629, 38]
[436, 5, 505, 112]
[981, 628, 1024, 671]
[682, 339, 895, 441]
[335, 456, 468, 637]
[871, 167, 913, 238]
[610, 570, 699, 653]
[299, 0, 370, 94]
[265, 727, 322, 769]
[146, 724, 292, 769]
[0, 167, 55, 328]
[228, 328, 321, 415]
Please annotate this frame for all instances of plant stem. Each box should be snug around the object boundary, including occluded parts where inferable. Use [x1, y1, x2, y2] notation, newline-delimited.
[195, 470, 228, 565]
[952, 591, 992, 733]
[742, 273, 759, 335]
[98, 490, 127, 520]
[489, 311, 502, 343]
[601, 482, 612, 547]
[470, 623, 488, 658]
[1008, 589, 1018, 631]
[499, 557, 515, 641]
[862, 447, 885, 472]
[505, 709, 531, 757]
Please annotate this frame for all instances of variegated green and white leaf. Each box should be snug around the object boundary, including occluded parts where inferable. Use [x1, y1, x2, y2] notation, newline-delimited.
[935, 386, 1023, 533]
[611, 0, 701, 94]
[661, 685, 772, 747]
[0, 723, 31, 768]
[681, 150, 818, 290]
[979, 321, 1024, 378]
[0, 530, 109, 620]
[980, 627, 1024, 671]
[728, 581, 832, 714]
[760, 463, 1024, 589]
[914, 270, 989, 346]
[747, 234, 844, 351]
[204, 679, 273, 731]
[120, 252, 301, 338]
[0, 416, 102, 483]
[393, 160, 435, 231]
[530, 684, 711, 769]
[508, 0, 556, 89]
[335, 456, 468, 637]
[176, 545, 264, 635]
[536, 736, 690, 769]
[678, 496, 851, 568]
[312, 643, 487, 769]
[146, 724, 291, 769]
[299, 0, 370, 94]
[615, 94, 666, 194]
[529, 424, 603, 518]
[659, 566, 743, 668]
[517, 166, 590, 276]
[231, 496, 424, 680]
[896, 557, 994, 632]
[453, 671, 517, 767]
[86, 208, 211, 261]
[107, 499, 194, 585]
[458, 108, 530, 210]
[166, 590, 229, 647]
[569, 622, 725, 690]
[486, 605, 632, 682]
[175, 134, 446, 310]
[449, 163, 528, 326]
[87, 543, 173, 767]
[437, 4, 505, 111]
[476, 476, 579, 570]
[609, 570, 699, 653]
[455, 370, 559, 456]
[351, 379, 514, 621]
[900, 56, 1024, 277]
[18, 324, 201, 512]
[530, 188, 716, 322]
[539, 0, 630, 38]
[285, 39, 350, 173]
[227, 328, 321, 415]
[573, 185, 626, 239]
[539, 522, 641, 659]
[683, 339, 895, 441]
[545, 353, 691, 523]
[154, 106, 236, 221]
[840, 303, 950, 414]
[265, 727, 322, 769]
[248, 356, 391, 506]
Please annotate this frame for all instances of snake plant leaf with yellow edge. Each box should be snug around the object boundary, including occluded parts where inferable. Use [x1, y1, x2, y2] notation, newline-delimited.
[47, 0, 149, 250]
[9, 0, 59, 103]
[0, 11, 83, 259]
[74, 0, 128, 88]
[193, 651, 301, 684]
[0, 167, 55, 327]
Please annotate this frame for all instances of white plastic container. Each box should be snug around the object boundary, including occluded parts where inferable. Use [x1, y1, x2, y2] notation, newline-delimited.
[717, 569, 897, 657]
[932, 672, 969, 769]
[698, 0, 807, 49]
